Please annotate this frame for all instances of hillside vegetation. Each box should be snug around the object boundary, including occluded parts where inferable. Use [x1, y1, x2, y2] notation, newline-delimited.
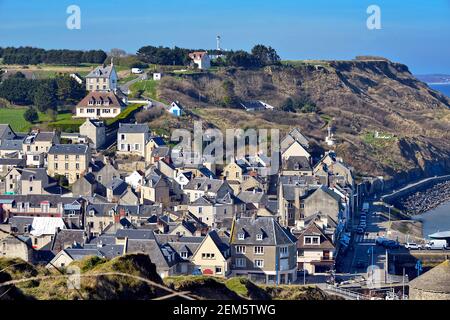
[0, 255, 338, 300]
[151, 59, 450, 180]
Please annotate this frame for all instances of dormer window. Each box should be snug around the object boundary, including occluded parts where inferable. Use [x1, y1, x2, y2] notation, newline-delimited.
[256, 234, 263, 241]
[88, 100, 94, 105]
[238, 232, 245, 240]
[181, 251, 188, 259]
[89, 210, 95, 216]
[304, 236, 320, 245]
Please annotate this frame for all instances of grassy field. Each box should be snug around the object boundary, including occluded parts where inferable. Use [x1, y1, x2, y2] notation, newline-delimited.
[129, 80, 159, 99]
[0, 107, 78, 132]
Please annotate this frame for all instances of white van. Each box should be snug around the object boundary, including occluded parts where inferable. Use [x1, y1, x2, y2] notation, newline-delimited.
[425, 240, 447, 250]
[131, 68, 143, 74]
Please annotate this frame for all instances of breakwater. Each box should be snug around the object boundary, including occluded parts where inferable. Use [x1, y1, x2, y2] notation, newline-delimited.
[381, 175, 450, 215]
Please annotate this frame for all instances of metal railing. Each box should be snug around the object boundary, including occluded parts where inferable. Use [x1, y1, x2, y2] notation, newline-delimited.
[325, 284, 381, 300]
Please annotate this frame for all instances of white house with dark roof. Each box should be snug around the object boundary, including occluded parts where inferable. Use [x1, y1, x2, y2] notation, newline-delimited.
[75, 91, 125, 119]
[117, 123, 150, 157]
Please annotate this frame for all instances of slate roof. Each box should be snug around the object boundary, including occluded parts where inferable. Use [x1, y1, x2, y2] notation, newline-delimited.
[77, 91, 125, 109]
[0, 195, 82, 208]
[237, 191, 267, 204]
[86, 203, 117, 216]
[116, 229, 155, 240]
[106, 178, 128, 195]
[151, 146, 170, 158]
[86, 64, 115, 78]
[0, 124, 16, 140]
[0, 139, 23, 150]
[51, 229, 86, 253]
[118, 123, 149, 134]
[0, 158, 25, 166]
[150, 137, 166, 146]
[231, 216, 297, 246]
[296, 222, 335, 250]
[283, 156, 312, 171]
[184, 177, 226, 193]
[48, 144, 89, 155]
[34, 131, 57, 142]
[65, 248, 103, 260]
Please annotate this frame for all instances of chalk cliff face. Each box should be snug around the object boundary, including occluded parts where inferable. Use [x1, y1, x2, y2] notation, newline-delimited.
[157, 59, 450, 181]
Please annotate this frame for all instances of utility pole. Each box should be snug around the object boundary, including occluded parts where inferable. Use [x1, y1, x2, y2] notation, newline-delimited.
[385, 249, 389, 284]
[402, 267, 406, 300]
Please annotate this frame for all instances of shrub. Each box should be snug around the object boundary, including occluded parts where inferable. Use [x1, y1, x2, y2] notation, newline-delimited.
[23, 107, 38, 123]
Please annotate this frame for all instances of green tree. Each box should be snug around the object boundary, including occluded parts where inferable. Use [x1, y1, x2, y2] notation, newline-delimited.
[23, 107, 39, 123]
[34, 81, 57, 112]
[251, 45, 280, 66]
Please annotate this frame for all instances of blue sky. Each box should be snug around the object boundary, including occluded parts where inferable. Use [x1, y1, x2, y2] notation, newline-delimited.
[0, 0, 449, 74]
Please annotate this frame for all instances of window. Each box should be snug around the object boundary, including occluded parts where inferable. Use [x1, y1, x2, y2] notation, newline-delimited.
[135, 144, 140, 150]
[54, 155, 58, 160]
[305, 237, 312, 244]
[224, 208, 227, 215]
[198, 207, 203, 214]
[76, 155, 80, 160]
[29, 187, 33, 192]
[235, 258, 246, 268]
[254, 246, 264, 255]
[65, 163, 69, 170]
[254, 259, 264, 268]
[312, 237, 319, 245]
[201, 253, 215, 260]
[98, 176, 102, 182]
[256, 234, 263, 241]
[121, 134, 125, 140]
[65, 155, 69, 160]
[80, 108, 84, 113]
[236, 172, 239, 178]
[215, 267, 222, 274]
[280, 246, 288, 255]
[235, 246, 246, 254]
[181, 252, 188, 259]
[121, 144, 125, 150]
[238, 233, 245, 240]
[76, 163, 80, 170]
[54, 163, 58, 169]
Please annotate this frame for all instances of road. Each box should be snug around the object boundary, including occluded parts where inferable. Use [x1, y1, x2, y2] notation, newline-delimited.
[119, 74, 147, 93]
[337, 201, 396, 287]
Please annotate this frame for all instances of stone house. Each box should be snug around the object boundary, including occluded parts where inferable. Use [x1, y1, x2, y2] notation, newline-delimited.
[230, 216, 298, 284]
[0, 235, 33, 262]
[183, 178, 233, 203]
[47, 144, 91, 184]
[75, 91, 125, 119]
[295, 221, 335, 274]
[191, 230, 231, 277]
[117, 123, 150, 158]
[140, 169, 170, 206]
[79, 119, 106, 150]
[85, 62, 118, 92]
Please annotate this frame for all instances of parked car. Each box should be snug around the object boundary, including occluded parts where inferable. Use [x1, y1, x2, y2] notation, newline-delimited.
[376, 237, 389, 246]
[425, 240, 448, 250]
[383, 240, 400, 249]
[404, 242, 422, 250]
